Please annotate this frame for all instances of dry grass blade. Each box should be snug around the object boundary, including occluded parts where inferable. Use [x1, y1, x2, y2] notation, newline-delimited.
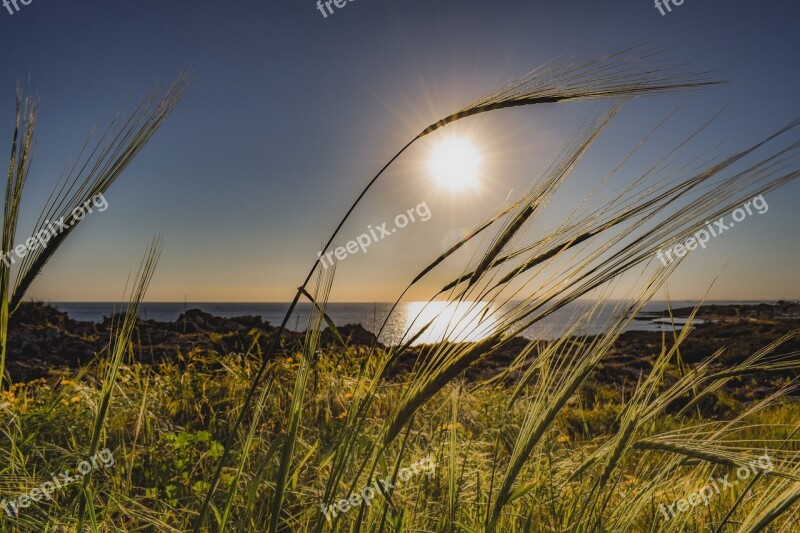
[738, 482, 800, 532]
[195, 50, 720, 528]
[267, 266, 335, 532]
[421, 47, 718, 135]
[9, 73, 190, 311]
[487, 275, 671, 531]
[299, 286, 347, 347]
[75, 236, 163, 531]
[408, 197, 523, 287]
[0, 86, 37, 389]
[381, 106, 623, 447]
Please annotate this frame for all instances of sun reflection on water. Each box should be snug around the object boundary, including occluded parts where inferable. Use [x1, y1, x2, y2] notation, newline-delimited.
[402, 301, 500, 345]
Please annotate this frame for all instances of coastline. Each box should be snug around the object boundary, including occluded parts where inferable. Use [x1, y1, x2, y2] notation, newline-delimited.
[6, 301, 799, 395]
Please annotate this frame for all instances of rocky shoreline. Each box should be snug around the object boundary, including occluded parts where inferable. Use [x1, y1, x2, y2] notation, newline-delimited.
[5, 303, 378, 382]
[5, 302, 800, 395]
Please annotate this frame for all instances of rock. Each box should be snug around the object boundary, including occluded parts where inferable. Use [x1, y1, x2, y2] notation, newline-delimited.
[320, 324, 382, 348]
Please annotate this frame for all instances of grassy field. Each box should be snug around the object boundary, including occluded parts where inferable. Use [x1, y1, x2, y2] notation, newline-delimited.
[2, 50, 800, 532]
[1, 325, 799, 531]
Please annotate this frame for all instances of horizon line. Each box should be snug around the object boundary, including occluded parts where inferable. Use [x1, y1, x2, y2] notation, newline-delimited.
[32, 298, 795, 305]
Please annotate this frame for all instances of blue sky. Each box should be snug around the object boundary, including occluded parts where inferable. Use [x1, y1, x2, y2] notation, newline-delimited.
[0, 0, 798, 302]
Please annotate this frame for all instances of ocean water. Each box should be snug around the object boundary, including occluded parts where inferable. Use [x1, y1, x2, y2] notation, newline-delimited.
[48, 300, 766, 346]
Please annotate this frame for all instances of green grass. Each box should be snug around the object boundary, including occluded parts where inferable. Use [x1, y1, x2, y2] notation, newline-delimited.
[0, 335, 798, 531]
[2, 50, 800, 532]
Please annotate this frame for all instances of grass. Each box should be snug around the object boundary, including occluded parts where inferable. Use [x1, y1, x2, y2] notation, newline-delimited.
[0, 74, 189, 389]
[0, 330, 798, 531]
[1, 50, 800, 532]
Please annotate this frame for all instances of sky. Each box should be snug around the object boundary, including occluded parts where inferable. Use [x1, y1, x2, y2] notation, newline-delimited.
[0, 0, 798, 303]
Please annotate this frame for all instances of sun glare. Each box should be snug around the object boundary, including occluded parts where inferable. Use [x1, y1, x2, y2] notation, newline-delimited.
[428, 138, 481, 191]
[403, 301, 498, 344]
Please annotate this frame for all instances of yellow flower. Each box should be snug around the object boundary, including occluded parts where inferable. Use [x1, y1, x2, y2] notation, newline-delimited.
[343, 393, 353, 400]
[70, 395, 81, 403]
[60, 379, 71, 386]
[338, 411, 347, 419]
[557, 434, 570, 444]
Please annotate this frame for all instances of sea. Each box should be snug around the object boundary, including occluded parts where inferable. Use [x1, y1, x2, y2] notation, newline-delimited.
[47, 300, 770, 346]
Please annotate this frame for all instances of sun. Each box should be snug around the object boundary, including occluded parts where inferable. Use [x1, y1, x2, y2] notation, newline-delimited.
[427, 137, 481, 191]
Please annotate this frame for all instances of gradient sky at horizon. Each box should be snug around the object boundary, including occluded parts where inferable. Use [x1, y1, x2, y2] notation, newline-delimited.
[0, 0, 798, 303]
